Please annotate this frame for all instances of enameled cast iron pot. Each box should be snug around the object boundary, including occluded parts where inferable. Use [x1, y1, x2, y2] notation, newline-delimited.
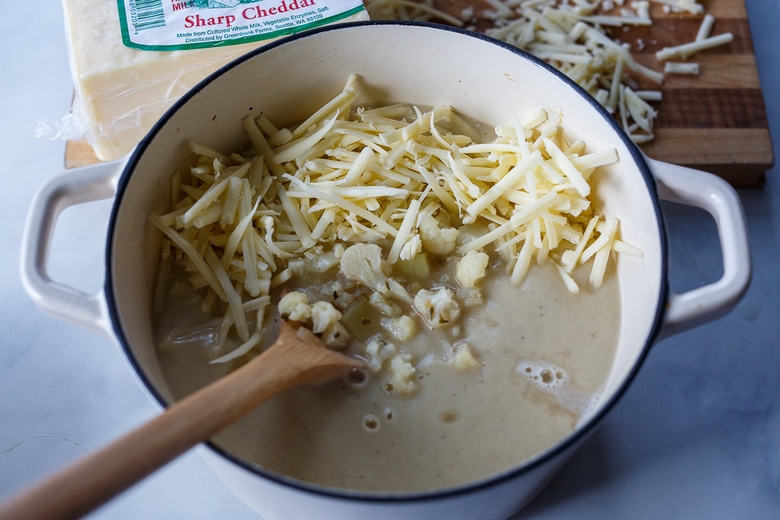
[21, 22, 750, 520]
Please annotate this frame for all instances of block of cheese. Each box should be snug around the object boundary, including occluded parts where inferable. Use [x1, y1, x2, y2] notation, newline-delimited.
[62, 0, 368, 161]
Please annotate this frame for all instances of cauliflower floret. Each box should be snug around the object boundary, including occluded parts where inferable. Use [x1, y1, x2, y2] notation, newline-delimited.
[310, 301, 349, 349]
[339, 243, 411, 302]
[339, 243, 388, 290]
[388, 353, 417, 395]
[456, 250, 489, 288]
[369, 291, 402, 317]
[365, 337, 398, 373]
[413, 287, 461, 328]
[458, 287, 483, 308]
[364, 338, 418, 395]
[322, 280, 356, 310]
[280, 294, 349, 349]
[320, 321, 350, 350]
[310, 301, 342, 334]
[381, 315, 417, 342]
[448, 342, 480, 371]
[419, 214, 458, 255]
[278, 291, 311, 322]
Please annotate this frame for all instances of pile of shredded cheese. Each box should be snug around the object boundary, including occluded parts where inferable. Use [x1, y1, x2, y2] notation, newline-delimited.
[365, 0, 734, 144]
[150, 74, 639, 363]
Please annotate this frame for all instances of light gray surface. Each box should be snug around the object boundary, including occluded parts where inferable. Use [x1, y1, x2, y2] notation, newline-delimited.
[1, 2, 778, 518]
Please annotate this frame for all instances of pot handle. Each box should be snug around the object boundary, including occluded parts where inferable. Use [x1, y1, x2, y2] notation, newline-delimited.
[646, 157, 751, 339]
[20, 161, 123, 337]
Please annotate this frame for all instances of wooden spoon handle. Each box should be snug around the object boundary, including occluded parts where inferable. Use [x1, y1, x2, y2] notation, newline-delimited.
[0, 322, 363, 520]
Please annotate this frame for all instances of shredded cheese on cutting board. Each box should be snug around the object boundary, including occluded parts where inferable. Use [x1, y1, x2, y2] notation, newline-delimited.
[365, 0, 734, 144]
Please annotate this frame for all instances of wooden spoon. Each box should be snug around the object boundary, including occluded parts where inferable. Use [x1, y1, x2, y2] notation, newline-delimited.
[0, 321, 366, 520]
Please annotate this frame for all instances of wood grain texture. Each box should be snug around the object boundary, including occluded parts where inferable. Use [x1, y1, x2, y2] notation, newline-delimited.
[617, 0, 773, 186]
[65, 140, 99, 169]
[65, 0, 773, 187]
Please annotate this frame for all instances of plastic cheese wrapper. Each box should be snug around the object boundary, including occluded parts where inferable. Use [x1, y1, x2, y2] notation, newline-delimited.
[49, 0, 368, 162]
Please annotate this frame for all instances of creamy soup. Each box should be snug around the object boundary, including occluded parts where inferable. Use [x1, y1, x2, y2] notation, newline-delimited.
[154, 258, 618, 492]
[149, 75, 631, 493]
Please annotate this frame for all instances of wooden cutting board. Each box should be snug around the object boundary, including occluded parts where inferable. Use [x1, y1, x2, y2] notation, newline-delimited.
[65, 0, 773, 187]
[617, 0, 773, 188]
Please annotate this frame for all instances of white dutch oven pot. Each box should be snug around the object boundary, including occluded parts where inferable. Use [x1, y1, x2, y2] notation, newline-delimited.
[21, 22, 750, 520]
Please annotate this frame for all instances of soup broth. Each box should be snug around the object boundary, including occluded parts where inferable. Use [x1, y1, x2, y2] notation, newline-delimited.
[155, 259, 619, 492]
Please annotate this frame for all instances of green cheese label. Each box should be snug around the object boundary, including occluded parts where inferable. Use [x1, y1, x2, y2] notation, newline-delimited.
[117, 0, 366, 51]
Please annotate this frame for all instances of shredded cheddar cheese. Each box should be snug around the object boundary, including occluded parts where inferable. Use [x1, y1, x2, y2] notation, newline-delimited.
[664, 61, 700, 75]
[150, 74, 639, 362]
[365, 0, 727, 145]
[655, 32, 734, 62]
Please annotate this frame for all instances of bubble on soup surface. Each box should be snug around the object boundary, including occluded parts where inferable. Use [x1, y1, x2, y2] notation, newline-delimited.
[363, 413, 381, 432]
[347, 368, 368, 387]
[517, 360, 599, 419]
[516, 360, 568, 391]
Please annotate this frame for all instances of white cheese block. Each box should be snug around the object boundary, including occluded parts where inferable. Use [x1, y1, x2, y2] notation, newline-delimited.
[62, 0, 368, 161]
